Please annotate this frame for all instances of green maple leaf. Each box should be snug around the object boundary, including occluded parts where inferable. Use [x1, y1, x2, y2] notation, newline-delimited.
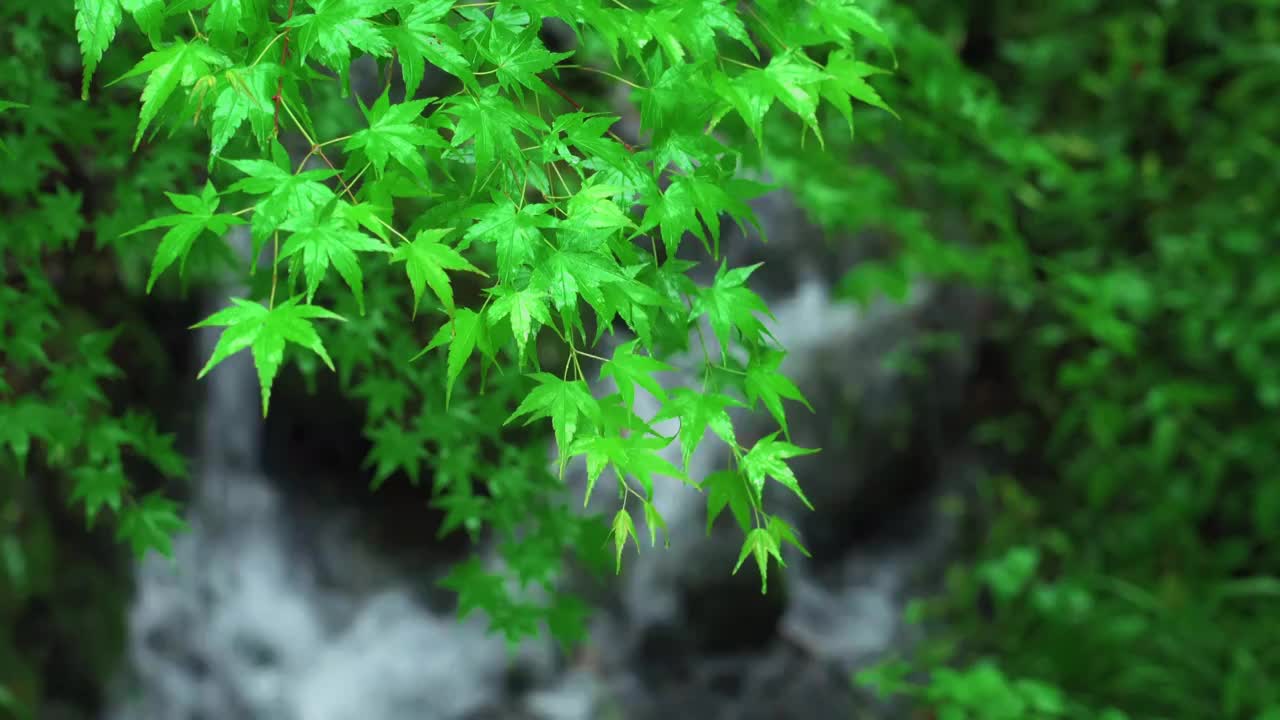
[572, 4, 637, 67]
[642, 499, 669, 547]
[614, 433, 688, 498]
[111, 38, 232, 150]
[207, 0, 270, 43]
[501, 532, 563, 589]
[70, 464, 127, 523]
[693, 261, 775, 360]
[567, 432, 626, 505]
[640, 172, 765, 258]
[116, 493, 188, 559]
[767, 515, 811, 558]
[346, 92, 448, 180]
[433, 489, 488, 540]
[209, 63, 278, 161]
[121, 0, 165, 37]
[555, 112, 653, 193]
[653, 387, 743, 470]
[645, 131, 734, 176]
[364, 420, 428, 489]
[277, 204, 393, 314]
[389, 0, 475, 95]
[193, 295, 345, 416]
[506, 373, 602, 466]
[733, 526, 783, 593]
[439, 556, 509, 620]
[749, 51, 830, 146]
[689, 0, 758, 58]
[821, 49, 896, 137]
[456, 3, 532, 40]
[483, 25, 574, 95]
[75, 0, 124, 99]
[225, 155, 339, 255]
[464, 198, 556, 281]
[745, 350, 814, 437]
[0, 101, 26, 155]
[122, 180, 245, 292]
[531, 248, 628, 317]
[119, 411, 188, 479]
[392, 228, 487, 318]
[636, 61, 717, 138]
[809, 0, 895, 57]
[351, 374, 412, 420]
[712, 69, 773, 146]
[742, 433, 818, 509]
[702, 469, 755, 533]
[281, 0, 394, 84]
[599, 339, 674, 407]
[489, 286, 550, 359]
[561, 181, 636, 236]
[609, 507, 639, 573]
[413, 307, 484, 407]
[568, 429, 687, 505]
[643, 10, 687, 65]
[441, 87, 547, 181]
[0, 401, 57, 476]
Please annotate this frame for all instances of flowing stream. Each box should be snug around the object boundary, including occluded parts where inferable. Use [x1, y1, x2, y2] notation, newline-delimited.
[107, 186, 985, 719]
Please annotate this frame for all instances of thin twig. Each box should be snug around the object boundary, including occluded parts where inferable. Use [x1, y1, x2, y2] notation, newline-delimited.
[271, 0, 297, 137]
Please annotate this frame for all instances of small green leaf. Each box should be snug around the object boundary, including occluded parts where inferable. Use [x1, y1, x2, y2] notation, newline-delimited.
[742, 433, 818, 509]
[609, 507, 639, 573]
[505, 373, 602, 466]
[489, 286, 550, 359]
[70, 464, 127, 523]
[391, 228, 486, 318]
[654, 388, 742, 470]
[733, 527, 783, 594]
[745, 350, 813, 438]
[116, 493, 188, 559]
[75, 0, 124, 99]
[702, 469, 754, 533]
[642, 500, 669, 547]
[123, 180, 245, 293]
[345, 92, 447, 179]
[599, 339, 675, 407]
[111, 39, 232, 150]
[192, 296, 345, 416]
[277, 208, 393, 314]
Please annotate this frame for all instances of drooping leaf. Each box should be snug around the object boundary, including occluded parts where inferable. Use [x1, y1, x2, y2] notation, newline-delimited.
[75, 0, 124, 99]
[741, 433, 818, 509]
[609, 507, 639, 573]
[277, 207, 394, 314]
[733, 527, 783, 594]
[122, 180, 245, 292]
[115, 493, 188, 559]
[506, 373, 602, 463]
[391, 227, 487, 318]
[345, 92, 448, 180]
[111, 38, 233, 149]
[192, 295, 345, 416]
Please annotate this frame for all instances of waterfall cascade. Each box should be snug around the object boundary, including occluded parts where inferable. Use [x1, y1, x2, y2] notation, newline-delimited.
[108, 169, 987, 720]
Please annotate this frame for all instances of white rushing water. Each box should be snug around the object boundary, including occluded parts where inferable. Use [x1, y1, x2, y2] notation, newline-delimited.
[108, 186, 980, 718]
[108, 229, 516, 720]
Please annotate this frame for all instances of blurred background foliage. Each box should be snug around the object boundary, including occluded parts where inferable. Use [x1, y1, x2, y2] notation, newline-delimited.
[2, 0, 1279, 718]
[832, 1, 1280, 718]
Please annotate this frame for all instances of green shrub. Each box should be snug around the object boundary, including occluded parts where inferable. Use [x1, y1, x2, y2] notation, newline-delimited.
[843, 2, 1280, 718]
